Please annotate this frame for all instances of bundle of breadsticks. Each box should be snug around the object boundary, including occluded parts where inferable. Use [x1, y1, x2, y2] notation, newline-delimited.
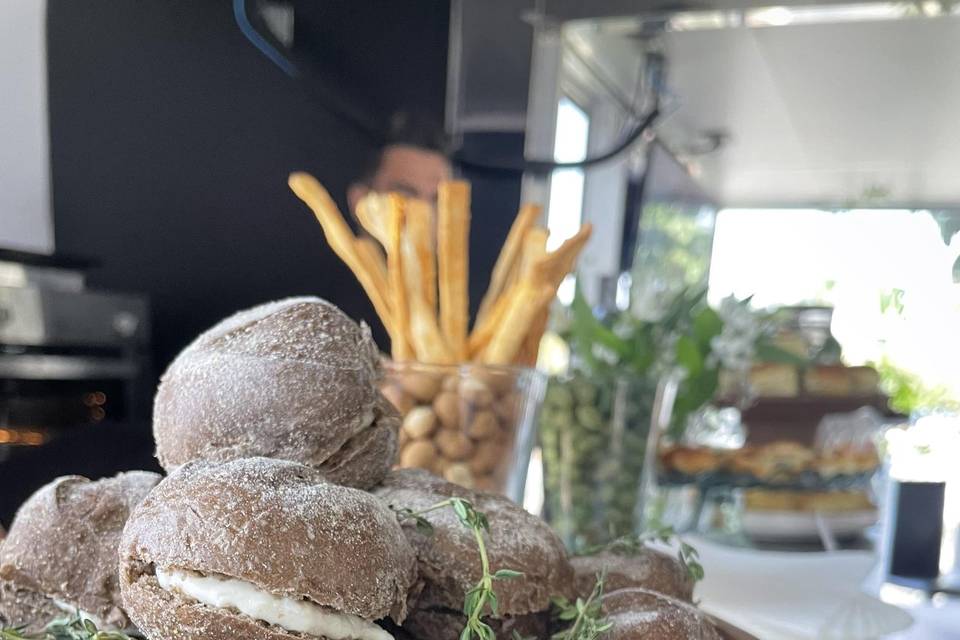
[288, 172, 591, 366]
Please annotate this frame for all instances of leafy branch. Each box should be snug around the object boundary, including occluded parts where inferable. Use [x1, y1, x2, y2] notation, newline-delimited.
[2, 615, 132, 640]
[578, 526, 704, 582]
[550, 572, 613, 640]
[390, 498, 523, 640]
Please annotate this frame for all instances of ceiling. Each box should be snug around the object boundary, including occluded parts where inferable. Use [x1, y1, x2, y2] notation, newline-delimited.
[569, 14, 960, 208]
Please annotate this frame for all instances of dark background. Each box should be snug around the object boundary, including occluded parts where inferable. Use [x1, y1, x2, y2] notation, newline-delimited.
[2, 1, 529, 525]
[48, 0, 521, 382]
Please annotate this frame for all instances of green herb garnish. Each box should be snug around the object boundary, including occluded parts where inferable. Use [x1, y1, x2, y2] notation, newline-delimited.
[391, 498, 523, 640]
[550, 572, 613, 640]
[2, 614, 133, 640]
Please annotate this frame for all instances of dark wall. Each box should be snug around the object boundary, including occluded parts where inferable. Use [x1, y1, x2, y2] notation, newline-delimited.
[47, 0, 451, 382]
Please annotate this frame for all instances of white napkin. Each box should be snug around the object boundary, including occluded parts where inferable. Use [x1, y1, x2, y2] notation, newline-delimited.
[686, 537, 913, 639]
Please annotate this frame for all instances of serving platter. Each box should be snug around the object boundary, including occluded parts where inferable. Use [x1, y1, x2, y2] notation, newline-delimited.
[742, 508, 878, 542]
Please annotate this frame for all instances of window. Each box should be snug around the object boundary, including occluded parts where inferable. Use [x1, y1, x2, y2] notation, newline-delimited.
[547, 97, 590, 303]
[709, 208, 960, 403]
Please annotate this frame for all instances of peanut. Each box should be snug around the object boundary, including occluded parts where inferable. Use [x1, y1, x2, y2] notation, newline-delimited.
[400, 440, 438, 468]
[399, 371, 441, 402]
[402, 406, 437, 439]
[435, 429, 474, 461]
[459, 377, 493, 407]
[469, 440, 502, 474]
[444, 463, 475, 488]
[467, 410, 500, 440]
[432, 391, 461, 430]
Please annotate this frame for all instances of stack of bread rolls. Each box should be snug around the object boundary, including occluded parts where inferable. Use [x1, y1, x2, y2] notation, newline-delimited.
[1, 296, 729, 640]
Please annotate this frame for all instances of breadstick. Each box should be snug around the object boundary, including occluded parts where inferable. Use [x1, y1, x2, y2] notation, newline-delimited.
[519, 227, 549, 278]
[355, 238, 390, 314]
[438, 181, 471, 360]
[385, 194, 413, 360]
[355, 193, 391, 247]
[532, 223, 593, 288]
[512, 225, 593, 365]
[476, 203, 541, 325]
[483, 281, 556, 365]
[517, 307, 550, 366]
[288, 172, 396, 341]
[467, 282, 514, 358]
[408, 293, 456, 364]
[468, 225, 551, 355]
[405, 199, 437, 312]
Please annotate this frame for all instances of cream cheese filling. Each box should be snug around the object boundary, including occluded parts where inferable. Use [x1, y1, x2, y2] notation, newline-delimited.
[156, 568, 393, 640]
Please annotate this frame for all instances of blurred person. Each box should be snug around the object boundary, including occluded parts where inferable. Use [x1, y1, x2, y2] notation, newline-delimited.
[347, 111, 451, 215]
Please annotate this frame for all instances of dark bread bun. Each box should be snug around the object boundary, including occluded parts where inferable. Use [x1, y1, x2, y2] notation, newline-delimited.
[153, 297, 399, 489]
[571, 547, 694, 602]
[0, 471, 161, 631]
[119, 457, 418, 640]
[600, 587, 721, 640]
[374, 469, 574, 618]
[0, 581, 61, 634]
[402, 607, 547, 640]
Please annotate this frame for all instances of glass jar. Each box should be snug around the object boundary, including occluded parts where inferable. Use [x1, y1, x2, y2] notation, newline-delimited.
[538, 369, 661, 551]
[380, 361, 546, 502]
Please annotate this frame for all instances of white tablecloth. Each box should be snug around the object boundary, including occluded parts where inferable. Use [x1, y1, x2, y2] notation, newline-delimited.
[686, 537, 960, 639]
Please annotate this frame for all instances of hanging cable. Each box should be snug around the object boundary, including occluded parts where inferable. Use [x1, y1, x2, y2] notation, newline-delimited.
[234, 0, 298, 77]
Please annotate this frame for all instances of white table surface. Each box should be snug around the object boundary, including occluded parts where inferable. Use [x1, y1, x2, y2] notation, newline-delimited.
[686, 536, 960, 640]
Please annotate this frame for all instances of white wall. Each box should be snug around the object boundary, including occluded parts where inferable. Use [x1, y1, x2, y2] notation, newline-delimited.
[0, 0, 53, 254]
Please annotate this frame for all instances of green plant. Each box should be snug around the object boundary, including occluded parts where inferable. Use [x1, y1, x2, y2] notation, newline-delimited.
[874, 357, 960, 415]
[391, 499, 523, 640]
[549, 572, 613, 640]
[2, 616, 132, 640]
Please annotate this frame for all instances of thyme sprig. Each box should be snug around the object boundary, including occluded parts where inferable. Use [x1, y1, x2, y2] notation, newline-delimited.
[390, 498, 523, 640]
[2, 615, 133, 640]
[579, 526, 705, 582]
[549, 572, 613, 640]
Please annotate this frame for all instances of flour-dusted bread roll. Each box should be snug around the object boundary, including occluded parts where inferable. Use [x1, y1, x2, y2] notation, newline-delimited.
[0, 471, 161, 633]
[600, 587, 721, 640]
[374, 469, 574, 640]
[153, 297, 399, 489]
[571, 547, 694, 602]
[119, 457, 419, 640]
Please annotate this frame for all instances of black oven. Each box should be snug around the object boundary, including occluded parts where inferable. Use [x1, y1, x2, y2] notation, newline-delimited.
[0, 252, 155, 524]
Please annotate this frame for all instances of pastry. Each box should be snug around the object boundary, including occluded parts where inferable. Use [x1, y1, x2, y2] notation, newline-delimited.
[730, 441, 814, 480]
[745, 489, 874, 512]
[119, 457, 418, 640]
[0, 471, 161, 633]
[571, 547, 694, 602]
[153, 297, 400, 489]
[660, 446, 725, 476]
[803, 366, 852, 397]
[749, 363, 799, 397]
[600, 587, 720, 640]
[374, 469, 573, 640]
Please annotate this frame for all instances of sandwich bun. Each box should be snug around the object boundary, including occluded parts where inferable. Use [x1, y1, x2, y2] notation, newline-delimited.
[119, 457, 419, 640]
[571, 547, 694, 602]
[374, 469, 573, 640]
[153, 297, 399, 489]
[0, 471, 161, 632]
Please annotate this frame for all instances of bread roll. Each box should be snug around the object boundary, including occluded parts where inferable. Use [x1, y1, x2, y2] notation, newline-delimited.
[153, 297, 399, 489]
[0, 471, 161, 633]
[571, 547, 694, 602]
[600, 587, 720, 640]
[373, 469, 573, 640]
[119, 457, 418, 640]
